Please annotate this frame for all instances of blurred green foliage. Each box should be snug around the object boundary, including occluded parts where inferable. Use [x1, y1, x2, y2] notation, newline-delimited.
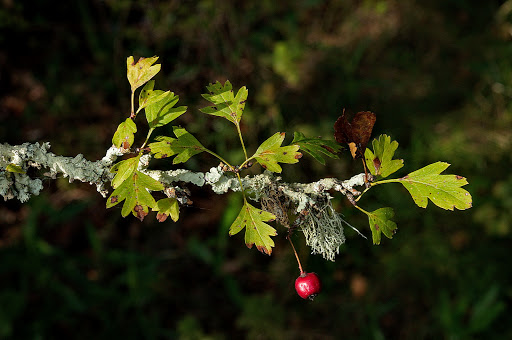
[1, 0, 512, 338]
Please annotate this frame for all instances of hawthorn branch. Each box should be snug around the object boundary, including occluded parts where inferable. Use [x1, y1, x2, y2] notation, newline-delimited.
[1, 142, 366, 205]
[1, 142, 368, 261]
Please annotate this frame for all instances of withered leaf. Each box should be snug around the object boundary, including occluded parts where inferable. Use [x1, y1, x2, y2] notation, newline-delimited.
[334, 111, 376, 159]
[156, 212, 168, 222]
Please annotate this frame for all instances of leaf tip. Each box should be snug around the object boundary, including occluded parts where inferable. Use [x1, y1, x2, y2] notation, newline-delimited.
[156, 212, 168, 222]
[256, 245, 272, 256]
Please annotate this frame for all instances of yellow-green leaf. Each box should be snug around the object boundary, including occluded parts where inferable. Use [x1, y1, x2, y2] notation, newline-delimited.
[110, 156, 139, 189]
[200, 80, 248, 125]
[106, 171, 164, 221]
[399, 162, 472, 210]
[149, 127, 205, 163]
[229, 201, 277, 255]
[155, 198, 180, 222]
[112, 118, 137, 148]
[251, 132, 302, 172]
[367, 207, 397, 245]
[137, 81, 172, 114]
[144, 91, 187, 128]
[364, 134, 404, 178]
[126, 56, 161, 92]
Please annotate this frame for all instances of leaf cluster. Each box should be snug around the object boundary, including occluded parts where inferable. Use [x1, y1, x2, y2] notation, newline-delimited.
[107, 55, 473, 259]
[357, 134, 472, 244]
[107, 57, 345, 255]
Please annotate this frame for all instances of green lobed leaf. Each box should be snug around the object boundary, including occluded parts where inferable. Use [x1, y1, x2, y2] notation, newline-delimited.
[155, 197, 180, 222]
[112, 118, 137, 148]
[291, 131, 342, 165]
[106, 170, 164, 221]
[126, 56, 161, 92]
[137, 81, 172, 114]
[251, 132, 302, 173]
[364, 134, 404, 178]
[148, 136, 176, 158]
[200, 80, 248, 125]
[148, 126, 206, 164]
[229, 201, 277, 255]
[144, 91, 187, 128]
[367, 207, 397, 245]
[399, 161, 472, 210]
[110, 156, 139, 189]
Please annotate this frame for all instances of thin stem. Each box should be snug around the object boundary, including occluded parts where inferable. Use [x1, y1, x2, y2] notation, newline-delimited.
[239, 156, 255, 170]
[204, 149, 234, 171]
[355, 186, 371, 202]
[204, 148, 247, 198]
[236, 173, 247, 198]
[139, 128, 154, 151]
[288, 236, 304, 275]
[361, 158, 370, 188]
[354, 204, 370, 216]
[371, 178, 401, 186]
[355, 177, 402, 202]
[130, 90, 135, 118]
[236, 124, 248, 160]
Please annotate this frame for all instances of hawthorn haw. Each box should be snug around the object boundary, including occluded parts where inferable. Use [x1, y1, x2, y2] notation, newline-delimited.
[288, 235, 322, 300]
[295, 272, 322, 300]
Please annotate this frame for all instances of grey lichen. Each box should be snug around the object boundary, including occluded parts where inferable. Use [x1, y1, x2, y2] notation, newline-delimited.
[0, 172, 43, 203]
[204, 166, 240, 194]
[0, 142, 120, 201]
[1, 142, 369, 261]
[301, 200, 346, 262]
[145, 168, 205, 187]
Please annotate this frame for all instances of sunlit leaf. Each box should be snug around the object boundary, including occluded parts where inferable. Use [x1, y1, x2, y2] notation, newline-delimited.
[367, 207, 397, 245]
[291, 131, 341, 165]
[106, 170, 164, 221]
[399, 162, 472, 210]
[251, 132, 302, 172]
[229, 201, 277, 255]
[364, 134, 404, 178]
[149, 126, 206, 164]
[200, 80, 248, 125]
[110, 156, 139, 189]
[144, 91, 187, 128]
[137, 81, 172, 114]
[155, 197, 180, 222]
[126, 56, 161, 92]
[112, 118, 137, 148]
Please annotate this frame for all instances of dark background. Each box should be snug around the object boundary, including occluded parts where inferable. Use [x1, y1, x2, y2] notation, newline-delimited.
[1, 0, 511, 339]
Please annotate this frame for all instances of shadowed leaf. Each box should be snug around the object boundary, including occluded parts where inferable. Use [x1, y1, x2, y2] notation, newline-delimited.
[149, 126, 206, 164]
[367, 207, 397, 245]
[291, 132, 342, 165]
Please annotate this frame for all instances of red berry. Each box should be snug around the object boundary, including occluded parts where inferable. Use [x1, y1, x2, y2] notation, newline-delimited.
[295, 272, 321, 300]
